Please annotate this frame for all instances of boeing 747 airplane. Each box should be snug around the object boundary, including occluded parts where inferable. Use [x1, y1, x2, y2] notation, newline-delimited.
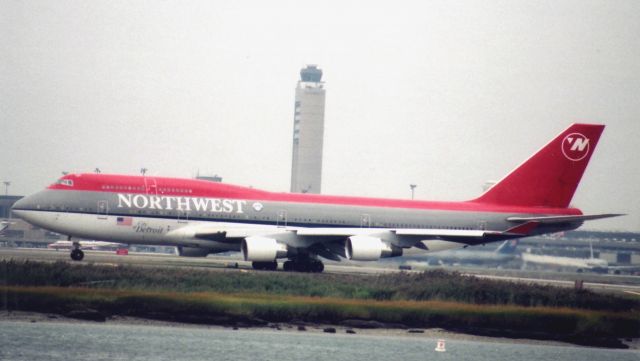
[12, 124, 621, 272]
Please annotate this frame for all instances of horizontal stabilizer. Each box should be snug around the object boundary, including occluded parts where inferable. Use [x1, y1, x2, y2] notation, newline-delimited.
[506, 214, 624, 224]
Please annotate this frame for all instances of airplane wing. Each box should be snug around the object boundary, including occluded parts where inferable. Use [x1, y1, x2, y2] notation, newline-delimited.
[176, 221, 540, 259]
[272, 221, 538, 239]
[174, 225, 487, 242]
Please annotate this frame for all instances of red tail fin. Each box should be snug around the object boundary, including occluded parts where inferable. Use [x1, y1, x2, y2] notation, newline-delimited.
[472, 123, 605, 208]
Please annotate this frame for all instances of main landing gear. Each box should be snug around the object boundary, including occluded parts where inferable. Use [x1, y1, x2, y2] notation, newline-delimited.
[250, 258, 325, 273]
[69, 238, 84, 261]
[251, 261, 278, 271]
[283, 258, 324, 273]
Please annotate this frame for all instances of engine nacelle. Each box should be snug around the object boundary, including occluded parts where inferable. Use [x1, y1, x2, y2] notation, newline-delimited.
[345, 236, 402, 261]
[177, 246, 211, 257]
[241, 237, 288, 262]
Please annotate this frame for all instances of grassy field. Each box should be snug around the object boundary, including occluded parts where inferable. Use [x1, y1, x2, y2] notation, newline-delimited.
[1, 260, 638, 347]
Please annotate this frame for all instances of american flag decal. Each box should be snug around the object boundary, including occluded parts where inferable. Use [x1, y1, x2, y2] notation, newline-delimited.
[116, 217, 132, 226]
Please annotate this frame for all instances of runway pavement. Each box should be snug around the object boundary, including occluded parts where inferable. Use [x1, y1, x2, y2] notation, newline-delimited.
[1, 247, 639, 296]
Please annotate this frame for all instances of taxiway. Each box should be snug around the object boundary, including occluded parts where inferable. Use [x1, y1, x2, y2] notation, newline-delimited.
[1, 247, 639, 296]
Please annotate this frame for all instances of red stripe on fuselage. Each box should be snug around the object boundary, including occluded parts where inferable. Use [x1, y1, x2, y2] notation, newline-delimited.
[47, 173, 582, 216]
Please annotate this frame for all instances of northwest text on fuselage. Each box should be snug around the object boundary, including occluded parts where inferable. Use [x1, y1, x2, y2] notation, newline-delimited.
[116, 194, 247, 213]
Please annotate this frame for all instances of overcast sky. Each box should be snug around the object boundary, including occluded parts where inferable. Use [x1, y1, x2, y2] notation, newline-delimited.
[1, 0, 639, 231]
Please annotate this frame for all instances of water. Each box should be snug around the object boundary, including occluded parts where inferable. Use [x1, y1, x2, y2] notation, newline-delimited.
[1, 321, 638, 361]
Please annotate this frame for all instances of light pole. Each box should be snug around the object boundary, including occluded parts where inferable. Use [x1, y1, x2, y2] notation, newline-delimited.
[410, 184, 417, 200]
[3, 181, 10, 196]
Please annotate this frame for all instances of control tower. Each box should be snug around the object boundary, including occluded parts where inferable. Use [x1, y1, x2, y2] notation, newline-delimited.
[290, 65, 326, 194]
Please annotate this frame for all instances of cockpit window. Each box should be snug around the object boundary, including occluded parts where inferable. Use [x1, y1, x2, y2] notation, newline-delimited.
[56, 179, 74, 187]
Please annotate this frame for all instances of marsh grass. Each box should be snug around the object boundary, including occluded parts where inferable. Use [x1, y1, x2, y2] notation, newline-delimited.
[1, 260, 639, 344]
[3, 285, 639, 340]
[1, 260, 637, 312]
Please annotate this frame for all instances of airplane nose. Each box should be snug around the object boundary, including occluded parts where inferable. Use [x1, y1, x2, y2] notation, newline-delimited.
[11, 191, 43, 214]
[11, 195, 32, 211]
[10, 192, 45, 225]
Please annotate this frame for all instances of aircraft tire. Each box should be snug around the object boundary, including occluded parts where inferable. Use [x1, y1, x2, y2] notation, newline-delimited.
[283, 260, 294, 272]
[294, 261, 309, 272]
[70, 249, 84, 261]
[283, 259, 324, 273]
[311, 261, 324, 273]
[252, 261, 278, 271]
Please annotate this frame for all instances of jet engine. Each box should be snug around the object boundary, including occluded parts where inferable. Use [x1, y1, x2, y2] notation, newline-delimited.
[345, 236, 402, 261]
[241, 237, 288, 262]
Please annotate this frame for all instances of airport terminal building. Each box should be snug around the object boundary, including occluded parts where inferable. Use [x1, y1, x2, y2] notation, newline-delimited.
[0, 195, 21, 219]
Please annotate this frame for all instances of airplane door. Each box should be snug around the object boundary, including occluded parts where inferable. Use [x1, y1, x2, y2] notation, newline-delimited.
[177, 210, 189, 224]
[360, 214, 371, 228]
[97, 200, 108, 220]
[145, 178, 158, 195]
[277, 210, 287, 228]
[477, 221, 487, 230]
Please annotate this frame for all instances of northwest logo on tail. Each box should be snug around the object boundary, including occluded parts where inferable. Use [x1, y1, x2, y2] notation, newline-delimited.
[562, 133, 590, 161]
